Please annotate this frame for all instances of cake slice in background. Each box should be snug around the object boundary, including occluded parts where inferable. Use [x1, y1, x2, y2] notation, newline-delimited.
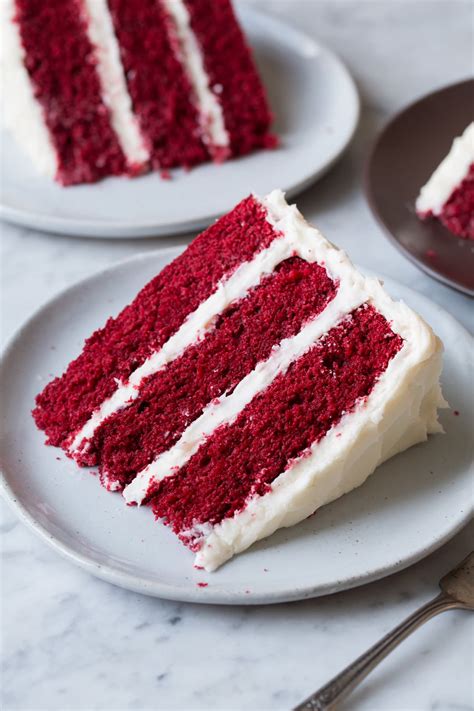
[1, 0, 275, 185]
[33, 191, 446, 571]
[416, 122, 474, 240]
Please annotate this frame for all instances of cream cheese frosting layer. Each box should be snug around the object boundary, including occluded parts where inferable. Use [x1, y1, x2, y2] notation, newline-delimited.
[161, 0, 230, 155]
[416, 122, 474, 215]
[82, 0, 150, 168]
[0, 0, 57, 177]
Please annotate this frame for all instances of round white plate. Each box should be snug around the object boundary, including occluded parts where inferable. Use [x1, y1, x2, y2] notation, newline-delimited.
[0, 7, 359, 239]
[1, 249, 472, 604]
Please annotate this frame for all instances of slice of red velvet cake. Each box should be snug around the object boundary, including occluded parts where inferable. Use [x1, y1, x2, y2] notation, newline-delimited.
[33, 190, 446, 570]
[2, 0, 275, 185]
[416, 122, 474, 240]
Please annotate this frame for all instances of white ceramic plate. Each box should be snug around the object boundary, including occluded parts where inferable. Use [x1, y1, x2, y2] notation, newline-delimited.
[1, 249, 472, 604]
[0, 7, 359, 238]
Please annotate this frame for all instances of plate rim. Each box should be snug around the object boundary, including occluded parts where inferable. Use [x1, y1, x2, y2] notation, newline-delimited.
[1, 247, 473, 604]
[0, 6, 360, 239]
[363, 77, 474, 298]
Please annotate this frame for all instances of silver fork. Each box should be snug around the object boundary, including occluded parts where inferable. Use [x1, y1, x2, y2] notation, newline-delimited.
[294, 551, 474, 711]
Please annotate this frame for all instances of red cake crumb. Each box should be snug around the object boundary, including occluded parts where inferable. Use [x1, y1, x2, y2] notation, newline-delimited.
[33, 196, 280, 453]
[453, 410, 460, 416]
[420, 164, 474, 240]
[438, 164, 474, 239]
[15, 0, 127, 185]
[106, 0, 208, 170]
[183, 0, 275, 157]
[150, 306, 403, 539]
[197, 582, 208, 588]
[92, 258, 337, 490]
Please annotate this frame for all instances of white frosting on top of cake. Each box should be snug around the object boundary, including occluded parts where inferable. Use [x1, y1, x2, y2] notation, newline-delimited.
[161, 0, 230, 154]
[82, 0, 150, 167]
[416, 122, 474, 215]
[0, 0, 57, 177]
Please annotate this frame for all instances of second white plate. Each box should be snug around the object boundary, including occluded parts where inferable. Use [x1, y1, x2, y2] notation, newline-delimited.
[1, 249, 472, 604]
[0, 7, 359, 238]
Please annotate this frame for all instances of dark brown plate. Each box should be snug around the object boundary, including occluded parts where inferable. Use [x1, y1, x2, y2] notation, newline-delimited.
[365, 79, 474, 296]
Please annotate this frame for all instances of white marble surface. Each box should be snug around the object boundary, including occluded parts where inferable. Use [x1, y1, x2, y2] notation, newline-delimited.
[1, 1, 473, 710]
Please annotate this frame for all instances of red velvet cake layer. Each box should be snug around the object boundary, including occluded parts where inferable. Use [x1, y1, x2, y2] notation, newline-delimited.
[106, 0, 208, 170]
[438, 163, 474, 239]
[183, 0, 276, 157]
[33, 197, 280, 450]
[15, 0, 128, 185]
[90, 258, 337, 489]
[150, 306, 403, 541]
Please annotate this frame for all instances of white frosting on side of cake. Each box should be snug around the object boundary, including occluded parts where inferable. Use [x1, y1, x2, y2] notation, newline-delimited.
[82, 0, 150, 167]
[0, 0, 57, 177]
[416, 122, 474, 215]
[195, 339, 444, 571]
[186, 190, 446, 571]
[161, 0, 230, 154]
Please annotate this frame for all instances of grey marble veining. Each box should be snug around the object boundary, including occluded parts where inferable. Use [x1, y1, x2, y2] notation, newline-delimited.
[1, 1, 473, 710]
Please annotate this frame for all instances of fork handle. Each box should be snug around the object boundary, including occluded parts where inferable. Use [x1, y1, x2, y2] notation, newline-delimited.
[294, 592, 462, 711]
